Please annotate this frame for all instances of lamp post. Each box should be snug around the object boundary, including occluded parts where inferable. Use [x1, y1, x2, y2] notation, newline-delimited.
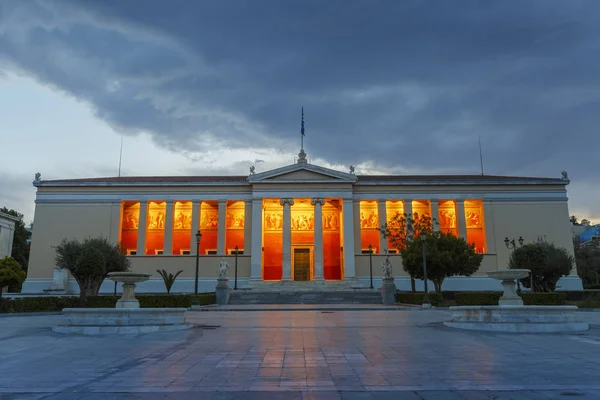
[420, 232, 430, 308]
[368, 244, 374, 289]
[192, 230, 202, 307]
[504, 236, 530, 292]
[234, 245, 239, 290]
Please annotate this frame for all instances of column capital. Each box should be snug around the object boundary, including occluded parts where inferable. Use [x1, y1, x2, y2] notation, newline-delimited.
[311, 198, 325, 206]
[280, 198, 295, 206]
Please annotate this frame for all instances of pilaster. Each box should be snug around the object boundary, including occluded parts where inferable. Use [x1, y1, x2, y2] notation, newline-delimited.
[430, 200, 439, 232]
[343, 199, 356, 279]
[217, 200, 227, 255]
[353, 200, 361, 255]
[244, 200, 252, 254]
[163, 201, 174, 255]
[457, 199, 467, 239]
[250, 199, 263, 280]
[190, 201, 200, 255]
[312, 198, 325, 280]
[378, 200, 387, 253]
[281, 198, 294, 281]
[136, 201, 147, 255]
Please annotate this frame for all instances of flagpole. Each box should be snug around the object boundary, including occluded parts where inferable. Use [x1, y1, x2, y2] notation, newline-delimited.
[301, 107, 305, 151]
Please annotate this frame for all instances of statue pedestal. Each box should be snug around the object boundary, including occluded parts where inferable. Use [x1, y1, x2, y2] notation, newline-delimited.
[380, 277, 397, 305]
[216, 277, 232, 305]
[116, 283, 140, 309]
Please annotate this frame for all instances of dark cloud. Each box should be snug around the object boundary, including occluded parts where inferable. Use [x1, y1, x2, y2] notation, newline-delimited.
[0, 0, 599, 217]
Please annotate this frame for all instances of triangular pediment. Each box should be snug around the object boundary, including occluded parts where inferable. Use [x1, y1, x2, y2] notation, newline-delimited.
[248, 163, 357, 183]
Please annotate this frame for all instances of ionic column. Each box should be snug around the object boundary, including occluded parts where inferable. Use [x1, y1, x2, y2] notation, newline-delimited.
[343, 199, 356, 279]
[217, 200, 227, 255]
[430, 200, 439, 232]
[378, 200, 387, 253]
[312, 198, 325, 280]
[163, 201, 174, 255]
[280, 198, 294, 281]
[136, 201, 148, 255]
[244, 200, 252, 254]
[353, 200, 361, 255]
[249, 199, 263, 280]
[456, 199, 467, 239]
[190, 201, 200, 255]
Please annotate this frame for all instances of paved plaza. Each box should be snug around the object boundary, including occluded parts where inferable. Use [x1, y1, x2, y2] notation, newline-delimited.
[1, 308, 600, 399]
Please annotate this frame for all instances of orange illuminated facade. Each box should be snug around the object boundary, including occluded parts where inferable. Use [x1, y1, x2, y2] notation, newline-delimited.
[145, 201, 165, 255]
[226, 201, 245, 254]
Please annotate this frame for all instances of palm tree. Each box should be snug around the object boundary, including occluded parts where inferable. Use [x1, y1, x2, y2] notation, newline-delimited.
[156, 269, 183, 295]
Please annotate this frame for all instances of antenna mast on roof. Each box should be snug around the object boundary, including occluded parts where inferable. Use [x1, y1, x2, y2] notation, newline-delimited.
[478, 135, 484, 175]
[118, 136, 124, 177]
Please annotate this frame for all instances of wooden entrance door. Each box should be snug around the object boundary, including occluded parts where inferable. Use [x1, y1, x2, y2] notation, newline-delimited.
[293, 248, 311, 281]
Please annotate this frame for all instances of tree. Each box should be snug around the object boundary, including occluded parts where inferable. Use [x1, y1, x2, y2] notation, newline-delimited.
[0, 207, 31, 271]
[400, 232, 483, 293]
[157, 269, 183, 295]
[574, 242, 600, 286]
[509, 242, 574, 292]
[380, 212, 434, 291]
[570, 215, 579, 225]
[0, 257, 27, 297]
[54, 237, 130, 300]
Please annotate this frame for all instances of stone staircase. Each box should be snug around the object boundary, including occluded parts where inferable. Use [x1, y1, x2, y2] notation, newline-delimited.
[228, 281, 383, 305]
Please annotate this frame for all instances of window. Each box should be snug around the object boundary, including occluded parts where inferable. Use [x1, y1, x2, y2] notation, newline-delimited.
[464, 200, 486, 253]
[361, 248, 376, 254]
[228, 248, 244, 255]
[173, 201, 192, 256]
[199, 201, 218, 255]
[360, 200, 380, 253]
[438, 200, 458, 236]
[120, 201, 140, 254]
[145, 201, 166, 255]
[205, 249, 217, 255]
[180, 249, 191, 255]
[226, 200, 245, 251]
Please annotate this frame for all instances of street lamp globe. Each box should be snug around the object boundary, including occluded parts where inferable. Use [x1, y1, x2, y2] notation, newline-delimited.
[195, 230, 202, 243]
[420, 231, 426, 241]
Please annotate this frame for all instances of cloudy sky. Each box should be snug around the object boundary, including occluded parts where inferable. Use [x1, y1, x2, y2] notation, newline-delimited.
[1, 0, 599, 224]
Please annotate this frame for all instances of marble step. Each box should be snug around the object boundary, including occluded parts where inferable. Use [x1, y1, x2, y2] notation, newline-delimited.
[228, 290, 382, 305]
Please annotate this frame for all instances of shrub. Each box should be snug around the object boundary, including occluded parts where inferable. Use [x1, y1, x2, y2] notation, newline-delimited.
[455, 292, 502, 306]
[585, 284, 600, 290]
[0, 293, 216, 313]
[396, 292, 443, 306]
[521, 292, 566, 305]
[453, 291, 566, 306]
[0, 257, 27, 297]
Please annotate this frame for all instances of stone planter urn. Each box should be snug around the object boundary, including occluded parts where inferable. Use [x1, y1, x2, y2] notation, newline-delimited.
[487, 269, 530, 306]
[108, 272, 151, 309]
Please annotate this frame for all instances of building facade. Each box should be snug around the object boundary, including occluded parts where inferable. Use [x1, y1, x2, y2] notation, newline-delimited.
[0, 211, 19, 260]
[23, 158, 583, 293]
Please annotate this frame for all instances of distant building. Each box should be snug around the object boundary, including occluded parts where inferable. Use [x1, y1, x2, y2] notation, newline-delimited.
[0, 212, 19, 259]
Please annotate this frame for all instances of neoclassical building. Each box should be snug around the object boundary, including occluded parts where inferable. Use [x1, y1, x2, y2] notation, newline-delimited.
[23, 152, 583, 293]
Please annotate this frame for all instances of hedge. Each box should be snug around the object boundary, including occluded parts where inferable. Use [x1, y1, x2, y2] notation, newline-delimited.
[454, 292, 566, 306]
[396, 292, 443, 306]
[0, 293, 215, 314]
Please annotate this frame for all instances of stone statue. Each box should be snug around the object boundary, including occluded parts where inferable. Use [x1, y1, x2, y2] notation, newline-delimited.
[561, 170, 568, 180]
[349, 165, 355, 175]
[34, 172, 41, 183]
[382, 256, 393, 278]
[218, 258, 229, 277]
[249, 166, 255, 175]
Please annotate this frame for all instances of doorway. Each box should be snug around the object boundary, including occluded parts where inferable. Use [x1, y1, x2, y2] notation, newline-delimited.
[293, 247, 311, 281]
